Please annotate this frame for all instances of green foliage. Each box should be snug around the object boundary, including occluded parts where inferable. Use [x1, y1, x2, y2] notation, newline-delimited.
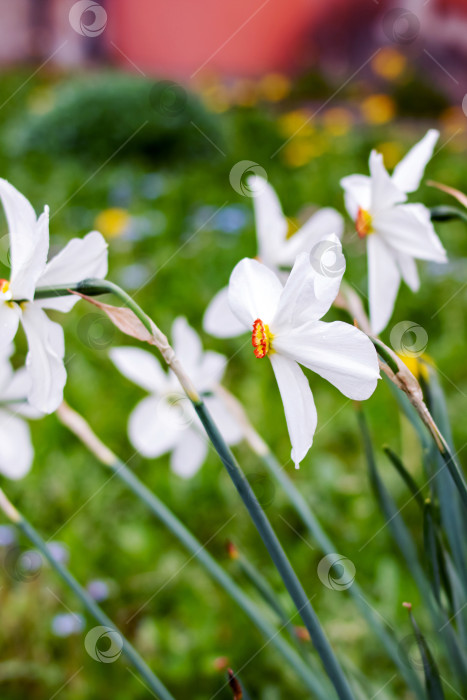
[12, 73, 225, 164]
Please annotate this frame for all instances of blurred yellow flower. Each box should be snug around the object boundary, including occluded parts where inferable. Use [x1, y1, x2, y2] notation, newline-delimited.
[322, 107, 354, 136]
[376, 141, 404, 169]
[440, 106, 467, 145]
[259, 73, 291, 102]
[94, 208, 130, 239]
[277, 110, 314, 138]
[398, 353, 432, 383]
[282, 139, 318, 167]
[372, 48, 406, 81]
[361, 94, 396, 124]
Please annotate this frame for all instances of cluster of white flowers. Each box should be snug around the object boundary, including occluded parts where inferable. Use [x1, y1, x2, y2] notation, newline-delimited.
[0, 130, 447, 478]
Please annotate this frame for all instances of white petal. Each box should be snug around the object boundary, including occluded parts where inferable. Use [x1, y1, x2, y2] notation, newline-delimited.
[171, 317, 203, 375]
[392, 129, 439, 194]
[396, 253, 420, 292]
[340, 174, 372, 220]
[0, 408, 33, 479]
[228, 258, 283, 328]
[269, 354, 317, 469]
[272, 243, 344, 331]
[170, 428, 208, 478]
[1, 367, 43, 418]
[204, 393, 243, 445]
[37, 231, 108, 312]
[203, 286, 247, 338]
[373, 203, 447, 263]
[110, 346, 168, 394]
[196, 351, 227, 389]
[0, 343, 14, 390]
[0, 304, 20, 352]
[249, 176, 288, 267]
[367, 235, 401, 335]
[128, 395, 182, 458]
[275, 320, 380, 400]
[369, 151, 407, 212]
[21, 304, 66, 414]
[0, 180, 49, 300]
[279, 208, 344, 266]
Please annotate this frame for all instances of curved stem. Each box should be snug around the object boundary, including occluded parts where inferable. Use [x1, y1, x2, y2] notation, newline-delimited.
[0, 490, 175, 700]
[195, 402, 355, 700]
[57, 403, 330, 699]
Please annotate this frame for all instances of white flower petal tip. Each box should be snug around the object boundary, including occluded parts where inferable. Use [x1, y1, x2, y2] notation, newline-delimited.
[246, 174, 269, 198]
[392, 129, 440, 193]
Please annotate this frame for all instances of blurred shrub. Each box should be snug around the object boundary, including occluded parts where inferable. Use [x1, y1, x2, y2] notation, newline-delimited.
[13, 73, 225, 164]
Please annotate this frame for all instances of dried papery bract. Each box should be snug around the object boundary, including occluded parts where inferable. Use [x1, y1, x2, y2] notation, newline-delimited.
[72, 292, 200, 402]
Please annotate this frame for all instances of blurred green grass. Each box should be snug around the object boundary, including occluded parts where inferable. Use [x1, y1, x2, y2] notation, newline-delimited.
[0, 70, 466, 700]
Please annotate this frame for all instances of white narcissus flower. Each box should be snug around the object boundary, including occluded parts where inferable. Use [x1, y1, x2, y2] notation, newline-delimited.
[0, 180, 108, 413]
[0, 344, 42, 479]
[226, 241, 380, 468]
[110, 317, 243, 478]
[340, 129, 447, 335]
[204, 176, 344, 338]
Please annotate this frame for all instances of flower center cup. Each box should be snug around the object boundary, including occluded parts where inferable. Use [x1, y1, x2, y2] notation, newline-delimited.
[355, 208, 373, 239]
[252, 318, 273, 359]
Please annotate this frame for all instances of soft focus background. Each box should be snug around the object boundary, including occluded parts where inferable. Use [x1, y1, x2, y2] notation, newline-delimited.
[0, 1, 466, 698]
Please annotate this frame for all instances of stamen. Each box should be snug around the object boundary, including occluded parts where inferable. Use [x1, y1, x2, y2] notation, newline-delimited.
[356, 208, 373, 239]
[252, 319, 273, 359]
[0, 279, 10, 293]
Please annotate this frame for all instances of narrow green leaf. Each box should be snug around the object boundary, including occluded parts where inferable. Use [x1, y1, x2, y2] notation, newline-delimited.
[429, 205, 467, 223]
[383, 446, 425, 509]
[404, 604, 446, 700]
[423, 500, 443, 604]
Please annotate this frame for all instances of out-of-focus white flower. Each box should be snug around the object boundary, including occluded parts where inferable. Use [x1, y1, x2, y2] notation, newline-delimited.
[110, 317, 242, 478]
[0, 344, 41, 479]
[341, 130, 447, 334]
[204, 176, 344, 338]
[226, 239, 379, 468]
[0, 180, 108, 413]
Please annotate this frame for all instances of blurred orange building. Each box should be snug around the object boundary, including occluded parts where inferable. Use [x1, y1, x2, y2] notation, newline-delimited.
[0, 0, 466, 84]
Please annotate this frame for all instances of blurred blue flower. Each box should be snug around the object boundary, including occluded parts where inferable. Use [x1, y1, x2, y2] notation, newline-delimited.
[0, 525, 16, 547]
[214, 205, 248, 234]
[51, 613, 85, 638]
[86, 579, 110, 602]
[140, 173, 167, 200]
[47, 541, 70, 566]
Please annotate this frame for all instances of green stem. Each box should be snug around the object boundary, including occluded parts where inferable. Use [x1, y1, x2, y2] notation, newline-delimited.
[0, 492, 175, 700]
[231, 545, 310, 660]
[259, 452, 425, 700]
[195, 402, 355, 700]
[57, 405, 330, 699]
[37, 280, 354, 700]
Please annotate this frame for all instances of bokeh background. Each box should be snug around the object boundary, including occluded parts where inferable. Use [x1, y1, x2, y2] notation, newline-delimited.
[0, 1, 466, 698]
